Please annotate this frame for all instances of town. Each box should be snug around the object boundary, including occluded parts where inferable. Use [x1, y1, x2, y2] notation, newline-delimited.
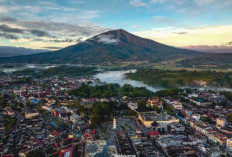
[0, 73, 232, 157]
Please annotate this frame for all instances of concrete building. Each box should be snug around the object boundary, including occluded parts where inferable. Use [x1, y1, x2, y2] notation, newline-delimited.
[192, 114, 201, 121]
[227, 138, 232, 151]
[128, 102, 138, 110]
[85, 140, 117, 157]
[190, 98, 212, 107]
[172, 102, 182, 110]
[216, 118, 226, 127]
[70, 114, 82, 124]
[147, 98, 163, 109]
[138, 112, 179, 128]
[25, 112, 39, 119]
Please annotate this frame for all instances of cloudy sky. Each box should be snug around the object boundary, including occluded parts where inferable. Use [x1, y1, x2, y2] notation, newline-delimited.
[0, 0, 232, 51]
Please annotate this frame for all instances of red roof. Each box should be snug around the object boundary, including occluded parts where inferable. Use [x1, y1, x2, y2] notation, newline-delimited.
[2, 155, 13, 157]
[52, 131, 61, 136]
[149, 131, 160, 136]
[91, 129, 95, 135]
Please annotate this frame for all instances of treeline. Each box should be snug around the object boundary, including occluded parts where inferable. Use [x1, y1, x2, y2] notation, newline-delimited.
[10, 65, 97, 78]
[126, 68, 232, 88]
[68, 83, 153, 98]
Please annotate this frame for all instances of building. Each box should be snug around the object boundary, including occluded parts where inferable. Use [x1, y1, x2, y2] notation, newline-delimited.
[192, 114, 201, 121]
[227, 138, 232, 151]
[70, 114, 82, 124]
[172, 102, 182, 110]
[147, 98, 163, 109]
[113, 117, 116, 130]
[25, 112, 39, 119]
[157, 135, 187, 149]
[208, 133, 228, 145]
[138, 112, 179, 128]
[216, 118, 226, 127]
[127, 102, 138, 110]
[85, 140, 117, 157]
[206, 147, 221, 157]
[190, 98, 212, 107]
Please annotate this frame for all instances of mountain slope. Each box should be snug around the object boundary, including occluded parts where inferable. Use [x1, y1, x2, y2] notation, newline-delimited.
[0, 29, 203, 64]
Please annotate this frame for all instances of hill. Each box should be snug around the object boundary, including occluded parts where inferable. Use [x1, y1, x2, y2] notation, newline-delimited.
[0, 46, 49, 57]
[0, 29, 203, 65]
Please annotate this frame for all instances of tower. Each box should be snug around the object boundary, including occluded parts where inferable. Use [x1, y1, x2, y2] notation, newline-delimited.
[113, 117, 116, 130]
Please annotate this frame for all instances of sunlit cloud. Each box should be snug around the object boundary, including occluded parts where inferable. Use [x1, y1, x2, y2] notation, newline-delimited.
[134, 25, 232, 47]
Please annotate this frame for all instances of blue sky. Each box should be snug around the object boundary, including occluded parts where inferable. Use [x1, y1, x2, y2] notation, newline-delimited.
[0, 0, 232, 50]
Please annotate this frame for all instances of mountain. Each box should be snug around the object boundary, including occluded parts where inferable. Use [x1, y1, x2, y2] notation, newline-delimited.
[0, 29, 204, 64]
[184, 45, 232, 53]
[0, 46, 49, 57]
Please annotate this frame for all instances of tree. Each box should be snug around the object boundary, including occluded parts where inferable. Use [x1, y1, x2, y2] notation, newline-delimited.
[152, 105, 161, 113]
[137, 98, 147, 109]
[163, 102, 175, 116]
[91, 102, 113, 127]
[228, 113, 232, 123]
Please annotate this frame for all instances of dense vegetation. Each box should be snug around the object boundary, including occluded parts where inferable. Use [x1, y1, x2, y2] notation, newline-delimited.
[126, 68, 232, 88]
[179, 54, 232, 68]
[220, 91, 232, 101]
[5, 65, 97, 78]
[229, 113, 232, 123]
[68, 83, 153, 98]
[4, 115, 17, 131]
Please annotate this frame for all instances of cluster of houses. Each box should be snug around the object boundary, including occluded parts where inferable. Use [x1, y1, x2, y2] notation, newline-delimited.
[1, 74, 232, 157]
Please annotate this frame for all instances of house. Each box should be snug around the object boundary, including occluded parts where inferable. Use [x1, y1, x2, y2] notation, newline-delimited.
[128, 102, 138, 110]
[208, 133, 228, 145]
[227, 138, 232, 151]
[147, 98, 163, 109]
[25, 112, 39, 119]
[216, 118, 226, 127]
[206, 147, 222, 157]
[149, 130, 160, 138]
[70, 114, 82, 124]
[172, 102, 182, 110]
[190, 98, 212, 107]
[5, 107, 15, 116]
[138, 112, 179, 130]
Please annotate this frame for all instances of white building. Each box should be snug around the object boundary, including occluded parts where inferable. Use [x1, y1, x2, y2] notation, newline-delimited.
[227, 138, 232, 151]
[128, 102, 138, 110]
[216, 118, 226, 127]
[192, 114, 201, 121]
[172, 102, 182, 110]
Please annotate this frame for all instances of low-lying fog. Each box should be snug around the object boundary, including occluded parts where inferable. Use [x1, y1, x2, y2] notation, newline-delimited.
[1, 64, 56, 72]
[94, 69, 163, 92]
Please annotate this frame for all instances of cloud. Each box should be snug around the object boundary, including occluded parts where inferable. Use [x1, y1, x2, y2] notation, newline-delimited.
[130, 0, 147, 7]
[0, 24, 54, 39]
[33, 37, 83, 43]
[150, 0, 168, 4]
[184, 45, 232, 53]
[0, 6, 8, 13]
[0, 24, 25, 33]
[43, 46, 62, 50]
[131, 25, 139, 29]
[134, 25, 232, 47]
[29, 29, 53, 37]
[174, 32, 188, 35]
[0, 33, 19, 40]
[153, 16, 175, 26]
[93, 34, 118, 44]
[0, 17, 17, 22]
[194, 0, 214, 5]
